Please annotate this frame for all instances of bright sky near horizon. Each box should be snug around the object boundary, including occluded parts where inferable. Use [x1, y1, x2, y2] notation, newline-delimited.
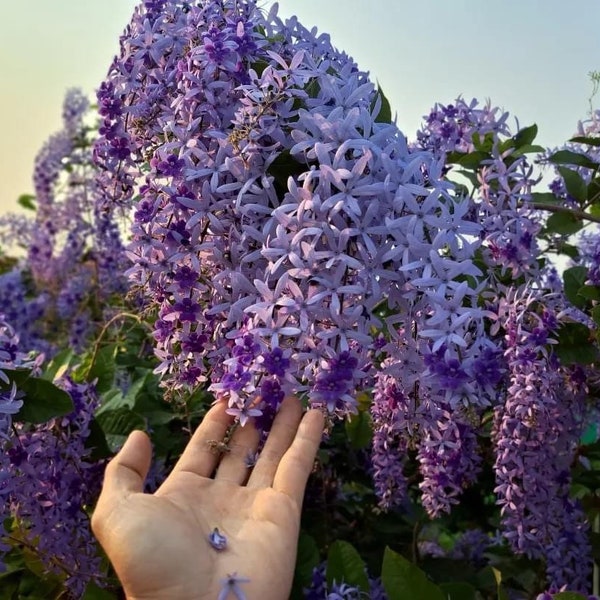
[1, 1, 599, 216]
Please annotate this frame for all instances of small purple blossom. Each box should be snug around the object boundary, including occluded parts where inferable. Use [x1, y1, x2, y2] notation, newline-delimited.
[218, 572, 250, 600]
[208, 527, 228, 551]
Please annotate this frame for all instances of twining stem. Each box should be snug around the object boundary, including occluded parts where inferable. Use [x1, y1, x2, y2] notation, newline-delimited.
[531, 202, 600, 226]
[83, 312, 151, 380]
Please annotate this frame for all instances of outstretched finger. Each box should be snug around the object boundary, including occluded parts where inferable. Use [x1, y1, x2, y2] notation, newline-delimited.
[171, 400, 234, 478]
[247, 397, 303, 489]
[215, 419, 261, 485]
[97, 429, 152, 506]
[272, 409, 324, 507]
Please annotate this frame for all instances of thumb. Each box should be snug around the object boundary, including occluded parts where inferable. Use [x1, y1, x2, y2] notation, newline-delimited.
[99, 429, 152, 503]
[92, 430, 152, 550]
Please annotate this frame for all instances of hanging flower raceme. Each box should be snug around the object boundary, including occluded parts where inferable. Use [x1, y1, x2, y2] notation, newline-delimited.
[492, 290, 592, 592]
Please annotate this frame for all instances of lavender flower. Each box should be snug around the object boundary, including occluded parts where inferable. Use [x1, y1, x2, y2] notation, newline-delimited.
[208, 527, 228, 551]
[218, 572, 250, 600]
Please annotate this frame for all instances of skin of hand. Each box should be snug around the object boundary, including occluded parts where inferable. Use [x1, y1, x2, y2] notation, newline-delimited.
[91, 397, 324, 600]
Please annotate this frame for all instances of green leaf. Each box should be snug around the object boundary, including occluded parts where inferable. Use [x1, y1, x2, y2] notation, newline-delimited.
[1, 370, 74, 423]
[380, 547, 445, 600]
[544, 211, 583, 236]
[553, 593, 588, 600]
[17, 194, 36, 211]
[87, 344, 118, 393]
[326, 540, 369, 592]
[292, 532, 320, 594]
[570, 135, 600, 147]
[267, 150, 310, 194]
[372, 82, 392, 124]
[492, 567, 510, 600]
[512, 144, 545, 157]
[82, 581, 119, 600]
[250, 59, 269, 77]
[513, 123, 538, 149]
[0, 571, 20, 599]
[345, 411, 373, 449]
[592, 305, 600, 327]
[472, 131, 495, 153]
[531, 191, 563, 205]
[549, 149, 598, 170]
[96, 372, 149, 416]
[555, 322, 599, 365]
[577, 285, 600, 301]
[95, 407, 146, 437]
[581, 423, 599, 445]
[439, 581, 478, 600]
[588, 177, 600, 203]
[563, 266, 589, 307]
[41, 348, 75, 382]
[558, 166, 588, 204]
[85, 417, 113, 461]
[446, 151, 489, 170]
[105, 433, 128, 452]
[555, 242, 579, 260]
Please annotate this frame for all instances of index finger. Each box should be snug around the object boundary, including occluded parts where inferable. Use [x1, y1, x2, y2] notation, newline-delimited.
[170, 400, 234, 478]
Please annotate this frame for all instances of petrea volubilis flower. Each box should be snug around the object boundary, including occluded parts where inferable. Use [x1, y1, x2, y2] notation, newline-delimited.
[208, 527, 228, 551]
[218, 572, 250, 600]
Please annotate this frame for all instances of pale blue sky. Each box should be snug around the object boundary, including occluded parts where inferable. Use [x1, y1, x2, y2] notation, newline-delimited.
[1, 1, 599, 215]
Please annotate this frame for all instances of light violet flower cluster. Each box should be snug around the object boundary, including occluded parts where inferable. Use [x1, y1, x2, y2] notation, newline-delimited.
[95, 0, 489, 438]
[416, 97, 542, 279]
[416, 98, 511, 157]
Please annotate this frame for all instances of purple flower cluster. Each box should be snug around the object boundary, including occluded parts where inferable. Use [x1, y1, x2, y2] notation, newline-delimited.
[96, 0, 491, 435]
[0, 315, 39, 437]
[492, 291, 592, 591]
[449, 528, 493, 567]
[417, 406, 482, 516]
[417, 98, 511, 157]
[416, 97, 541, 279]
[0, 269, 51, 356]
[0, 88, 129, 356]
[370, 371, 410, 510]
[1, 377, 104, 595]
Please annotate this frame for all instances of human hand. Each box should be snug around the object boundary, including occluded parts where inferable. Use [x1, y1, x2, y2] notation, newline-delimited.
[91, 397, 324, 600]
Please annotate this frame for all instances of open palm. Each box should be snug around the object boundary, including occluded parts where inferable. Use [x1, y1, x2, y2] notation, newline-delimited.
[92, 398, 324, 600]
